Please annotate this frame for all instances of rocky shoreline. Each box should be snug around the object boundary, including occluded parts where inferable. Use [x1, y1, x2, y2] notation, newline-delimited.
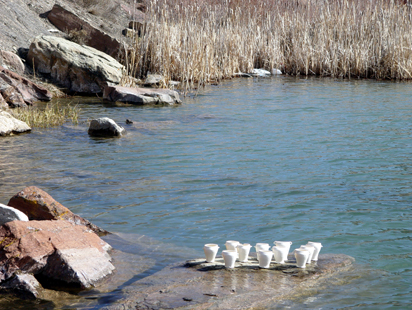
[103, 253, 354, 310]
[1, 0, 182, 136]
[0, 186, 355, 307]
[0, 0, 282, 138]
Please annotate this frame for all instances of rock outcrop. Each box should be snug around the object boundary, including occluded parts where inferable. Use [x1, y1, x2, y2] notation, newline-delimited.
[27, 35, 124, 94]
[0, 93, 7, 108]
[0, 0, 56, 52]
[7, 186, 108, 235]
[0, 79, 26, 108]
[0, 220, 114, 288]
[88, 117, 126, 137]
[106, 253, 354, 309]
[0, 65, 52, 107]
[0, 203, 29, 226]
[0, 273, 44, 300]
[0, 50, 25, 75]
[47, 4, 123, 59]
[0, 111, 31, 136]
[0, 0, 144, 54]
[104, 85, 182, 106]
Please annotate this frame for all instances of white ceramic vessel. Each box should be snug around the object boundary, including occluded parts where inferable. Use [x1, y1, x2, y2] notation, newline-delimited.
[307, 242, 323, 261]
[294, 249, 309, 268]
[274, 241, 292, 255]
[222, 250, 238, 268]
[203, 244, 219, 263]
[225, 240, 240, 251]
[272, 246, 288, 264]
[237, 243, 252, 262]
[255, 243, 270, 261]
[299, 245, 315, 263]
[258, 250, 273, 268]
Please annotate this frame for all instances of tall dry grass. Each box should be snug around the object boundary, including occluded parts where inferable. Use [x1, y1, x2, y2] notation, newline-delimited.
[128, 0, 412, 90]
[10, 103, 80, 128]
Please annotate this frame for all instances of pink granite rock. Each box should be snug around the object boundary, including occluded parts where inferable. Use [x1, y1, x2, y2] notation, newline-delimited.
[8, 186, 108, 235]
[0, 220, 114, 288]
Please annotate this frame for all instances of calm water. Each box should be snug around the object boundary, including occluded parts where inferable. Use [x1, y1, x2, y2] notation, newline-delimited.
[1, 76, 412, 309]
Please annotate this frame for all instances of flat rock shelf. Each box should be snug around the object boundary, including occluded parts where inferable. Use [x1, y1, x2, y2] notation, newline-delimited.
[105, 253, 354, 310]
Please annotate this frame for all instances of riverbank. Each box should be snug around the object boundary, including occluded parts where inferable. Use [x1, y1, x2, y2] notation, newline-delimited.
[3, 0, 412, 109]
[2, 1, 411, 117]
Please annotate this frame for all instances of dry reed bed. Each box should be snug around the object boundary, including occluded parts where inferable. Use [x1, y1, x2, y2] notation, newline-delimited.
[130, 0, 412, 90]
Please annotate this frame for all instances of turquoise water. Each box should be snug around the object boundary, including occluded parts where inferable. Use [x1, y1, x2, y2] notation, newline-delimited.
[1, 76, 412, 309]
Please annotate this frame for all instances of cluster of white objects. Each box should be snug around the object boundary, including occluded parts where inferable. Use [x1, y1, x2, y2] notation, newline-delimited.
[203, 241, 323, 269]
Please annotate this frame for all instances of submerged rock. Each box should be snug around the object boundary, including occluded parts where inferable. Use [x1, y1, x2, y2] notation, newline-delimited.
[104, 85, 182, 106]
[104, 253, 354, 309]
[88, 117, 126, 137]
[0, 220, 114, 288]
[0, 203, 28, 226]
[8, 186, 108, 235]
[27, 35, 124, 94]
[0, 111, 31, 136]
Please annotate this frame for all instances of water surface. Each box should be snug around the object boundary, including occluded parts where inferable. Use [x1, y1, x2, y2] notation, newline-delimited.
[1, 76, 412, 309]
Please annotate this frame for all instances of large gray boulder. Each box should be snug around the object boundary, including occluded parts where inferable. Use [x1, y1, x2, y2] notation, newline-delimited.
[104, 85, 182, 106]
[0, 203, 29, 226]
[0, 111, 31, 136]
[27, 35, 124, 94]
[88, 117, 126, 137]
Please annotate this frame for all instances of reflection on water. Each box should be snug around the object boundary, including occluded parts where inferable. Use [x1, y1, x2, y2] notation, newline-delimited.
[1, 77, 412, 308]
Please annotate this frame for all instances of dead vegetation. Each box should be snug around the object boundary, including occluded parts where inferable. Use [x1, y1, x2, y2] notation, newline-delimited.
[127, 0, 412, 91]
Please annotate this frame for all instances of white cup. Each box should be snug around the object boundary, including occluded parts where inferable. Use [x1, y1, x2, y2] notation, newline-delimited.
[222, 250, 238, 268]
[203, 244, 219, 263]
[258, 250, 273, 268]
[255, 243, 270, 261]
[272, 246, 288, 264]
[307, 242, 323, 261]
[237, 243, 252, 262]
[299, 245, 315, 263]
[225, 240, 240, 251]
[274, 241, 292, 255]
[295, 249, 310, 268]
